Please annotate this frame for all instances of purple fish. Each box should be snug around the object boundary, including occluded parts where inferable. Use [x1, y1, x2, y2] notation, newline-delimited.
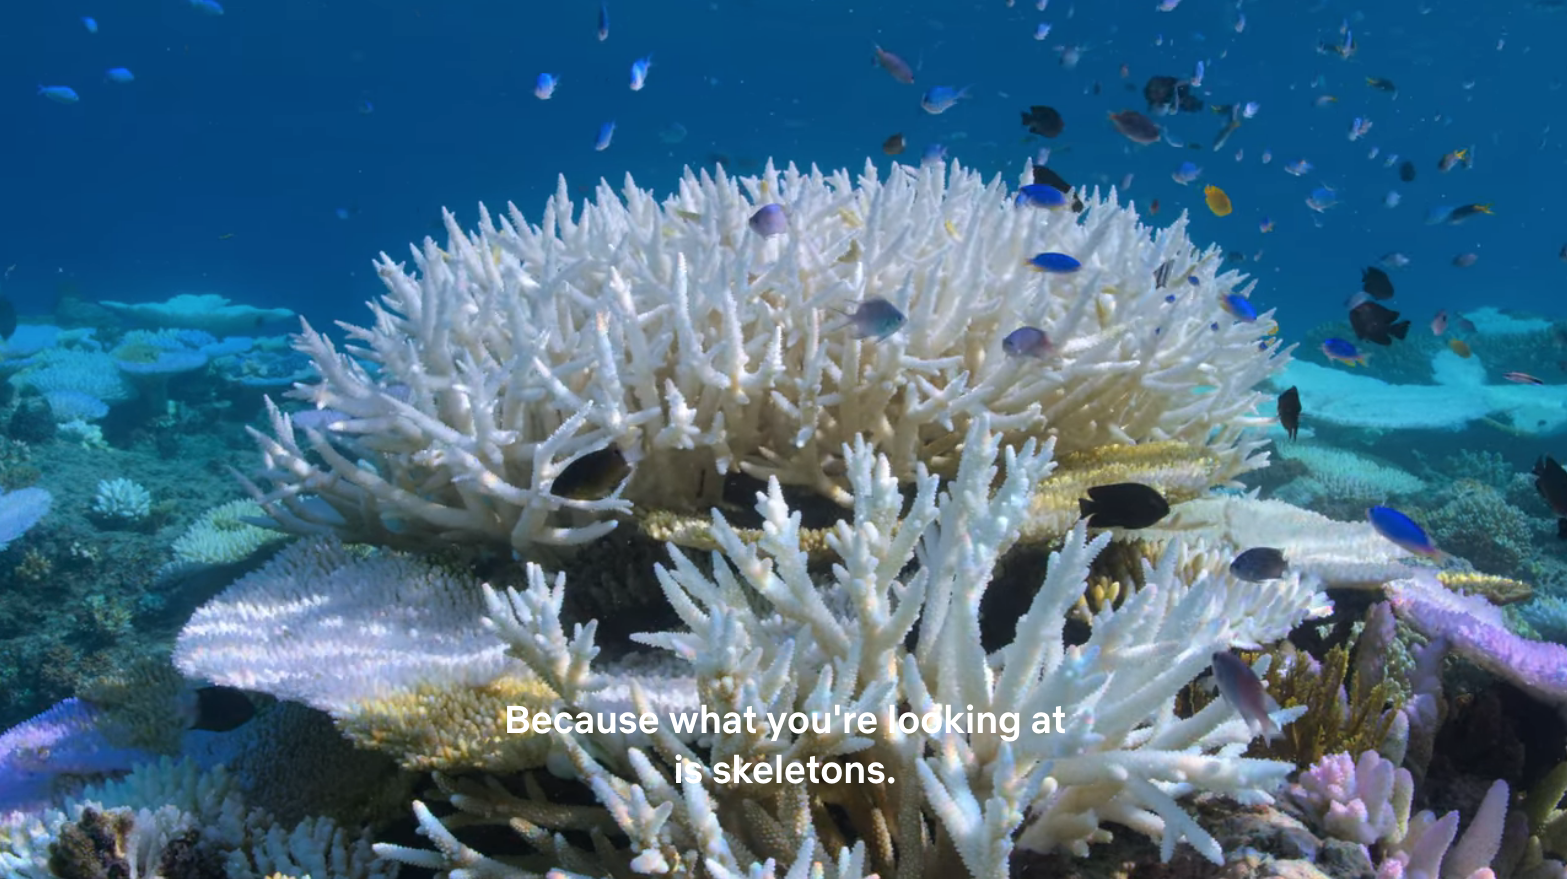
[1211, 651, 1280, 742]
[872, 44, 914, 84]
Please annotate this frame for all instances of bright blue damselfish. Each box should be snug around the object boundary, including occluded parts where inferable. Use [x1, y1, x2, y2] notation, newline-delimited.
[1367, 505, 1443, 559]
[1027, 252, 1082, 273]
[1015, 184, 1068, 209]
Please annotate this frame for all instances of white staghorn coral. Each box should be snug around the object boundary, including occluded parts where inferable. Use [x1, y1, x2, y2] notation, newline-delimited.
[245, 158, 1286, 556]
[370, 418, 1326, 878]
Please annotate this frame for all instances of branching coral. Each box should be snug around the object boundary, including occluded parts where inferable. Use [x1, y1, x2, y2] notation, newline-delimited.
[244, 158, 1286, 557]
[366, 418, 1328, 878]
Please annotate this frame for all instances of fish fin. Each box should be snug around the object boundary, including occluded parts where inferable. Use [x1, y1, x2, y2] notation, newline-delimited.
[1078, 498, 1096, 519]
[1390, 320, 1410, 340]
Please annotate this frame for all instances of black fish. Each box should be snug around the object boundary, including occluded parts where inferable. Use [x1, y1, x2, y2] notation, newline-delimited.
[190, 685, 256, 732]
[1021, 105, 1065, 138]
[1349, 301, 1411, 346]
[1078, 482, 1170, 529]
[0, 296, 13, 342]
[1398, 160, 1416, 182]
[552, 446, 632, 500]
[1277, 386, 1301, 440]
[1142, 75, 1203, 114]
[1534, 456, 1567, 539]
[1230, 547, 1288, 582]
[1361, 266, 1395, 300]
[1031, 165, 1084, 213]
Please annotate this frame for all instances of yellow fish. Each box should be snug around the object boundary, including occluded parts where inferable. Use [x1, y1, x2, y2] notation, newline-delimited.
[1204, 184, 1233, 217]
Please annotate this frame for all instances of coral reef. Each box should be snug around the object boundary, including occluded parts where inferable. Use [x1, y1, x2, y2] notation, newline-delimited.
[244, 159, 1286, 558]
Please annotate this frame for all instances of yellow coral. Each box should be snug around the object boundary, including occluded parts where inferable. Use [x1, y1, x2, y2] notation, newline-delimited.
[1436, 569, 1532, 605]
[335, 673, 559, 772]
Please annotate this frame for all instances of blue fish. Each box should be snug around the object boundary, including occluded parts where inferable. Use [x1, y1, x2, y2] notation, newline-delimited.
[1220, 293, 1258, 322]
[594, 121, 616, 151]
[921, 143, 947, 165]
[1015, 184, 1068, 209]
[82, 16, 98, 33]
[1367, 505, 1445, 559]
[1026, 252, 1082, 273]
[38, 85, 80, 104]
[1002, 327, 1053, 358]
[597, 0, 609, 40]
[835, 298, 906, 340]
[920, 86, 970, 115]
[105, 67, 134, 84]
[189, 0, 224, 14]
[534, 73, 558, 100]
[748, 204, 787, 236]
[629, 55, 653, 91]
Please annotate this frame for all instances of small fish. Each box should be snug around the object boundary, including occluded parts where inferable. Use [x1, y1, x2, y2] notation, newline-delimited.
[1361, 267, 1395, 300]
[598, 0, 610, 40]
[1380, 252, 1411, 270]
[1398, 160, 1417, 182]
[921, 86, 970, 114]
[1438, 147, 1471, 172]
[1021, 104, 1065, 138]
[105, 67, 134, 83]
[1211, 652, 1281, 742]
[82, 16, 98, 33]
[882, 133, 906, 155]
[1156, 0, 1182, 9]
[629, 55, 653, 91]
[356, 98, 375, 114]
[1034, 22, 1053, 40]
[594, 121, 616, 151]
[873, 44, 915, 84]
[1322, 337, 1367, 366]
[921, 142, 947, 165]
[1231, 547, 1288, 582]
[1384, 191, 1402, 208]
[1277, 386, 1301, 440]
[1153, 260, 1175, 288]
[1306, 186, 1338, 212]
[1366, 76, 1397, 92]
[188, 0, 224, 14]
[1449, 338, 1472, 358]
[1172, 161, 1202, 185]
[37, 85, 80, 103]
[1260, 149, 1273, 164]
[1367, 505, 1446, 560]
[1560, 243, 1567, 262]
[748, 203, 787, 236]
[1002, 326, 1054, 358]
[834, 298, 907, 340]
[553, 446, 632, 500]
[1026, 252, 1082, 273]
[534, 73, 558, 100]
[1349, 301, 1410, 346]
[1505, 371, 1544, 385]
[1532, 456, 1567, 539]
[1284, 159, 1313, 176]
[1078, 483, 1171, 529]
[1109, 110, 1161, 144]
[1220, 293, 1257, 322]
[1348, 116, 1373, 141]
[1204, 184, 1233, 216]
[1015, 184, 1068, 208]
[0, 296, 15, 341]
[1453, 252, 1479, 268]
[1431, 310, 1448, 335]
[1314, 94, 1339, 108]
[1258, 216, 1275, 233]
[1448, 203, 1493, 224]
[1191, 60, 1206, 88]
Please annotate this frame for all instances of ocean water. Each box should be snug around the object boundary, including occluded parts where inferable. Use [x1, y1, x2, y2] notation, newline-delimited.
[5, 0, 1562, 330]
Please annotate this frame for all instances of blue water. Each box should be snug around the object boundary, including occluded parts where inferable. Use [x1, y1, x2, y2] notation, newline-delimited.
[3, 0, 1563, 334]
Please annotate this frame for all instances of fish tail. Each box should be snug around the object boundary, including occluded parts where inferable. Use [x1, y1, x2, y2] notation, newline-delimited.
[1389, 320, 1410, 341]
[1078, 498, 1095, 518]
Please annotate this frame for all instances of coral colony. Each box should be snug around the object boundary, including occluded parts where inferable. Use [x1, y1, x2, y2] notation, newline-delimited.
[3, 160, 1567, 879]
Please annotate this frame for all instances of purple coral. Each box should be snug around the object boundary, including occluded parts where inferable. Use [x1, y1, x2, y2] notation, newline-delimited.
[0, 698, 155, 812]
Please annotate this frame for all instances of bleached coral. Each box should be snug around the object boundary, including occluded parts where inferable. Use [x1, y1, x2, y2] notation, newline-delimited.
[167, 498, 287, 568]
[1271, 441, 1424, 517]
[0, 757, 389, 879]
[92, 478, 152, 524]
[245, 158, 1286, 556]
[367, 418, 1325, 878]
